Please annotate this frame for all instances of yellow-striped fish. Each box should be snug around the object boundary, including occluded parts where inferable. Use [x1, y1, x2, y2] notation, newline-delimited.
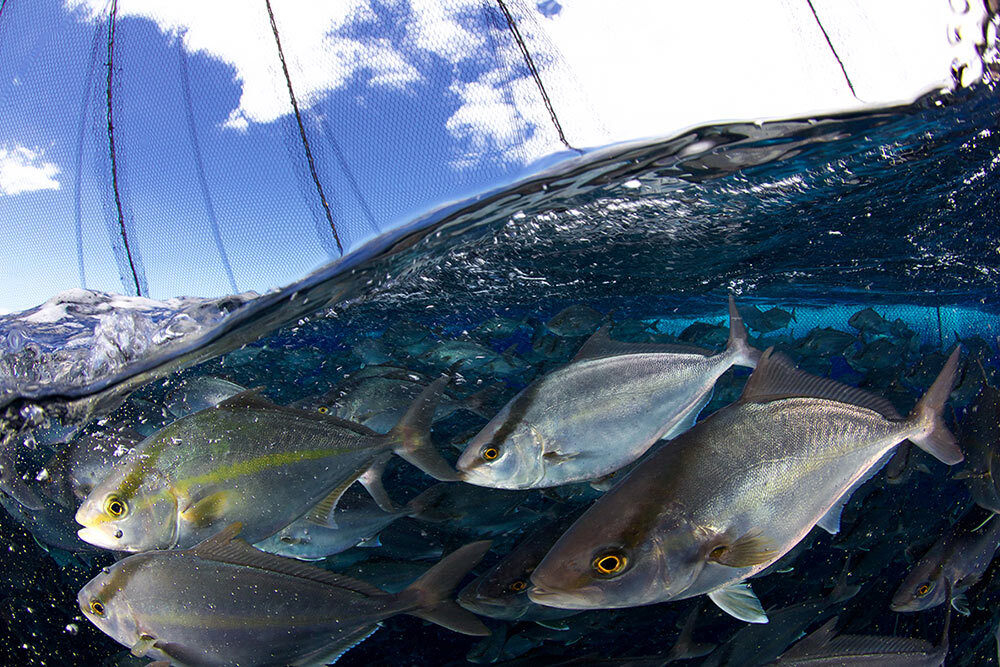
[76, 377, 457, 552]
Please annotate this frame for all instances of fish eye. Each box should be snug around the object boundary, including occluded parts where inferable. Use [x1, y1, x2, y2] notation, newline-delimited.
[916, 582, 935, 596]
[317, 406, 329, 414]
[89, 600, 105, 617]
[509, 580, 528, 592]
[481, 446, 500, 461]
[104, 495, 128, 518]
[592, 551, 628, 576]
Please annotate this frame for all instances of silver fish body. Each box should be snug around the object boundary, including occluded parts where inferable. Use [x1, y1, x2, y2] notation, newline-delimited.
[78, 524, 490, 666]
[528, 347, 962, 618]
[458, 297, 759, 489]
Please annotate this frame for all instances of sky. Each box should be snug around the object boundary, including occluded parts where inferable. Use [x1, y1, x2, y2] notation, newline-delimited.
[0, 0, 987, 314]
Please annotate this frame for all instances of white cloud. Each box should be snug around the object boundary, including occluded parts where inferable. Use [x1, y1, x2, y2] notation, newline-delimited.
[0, 146, 61, 196]
[63, 0, 987, 163]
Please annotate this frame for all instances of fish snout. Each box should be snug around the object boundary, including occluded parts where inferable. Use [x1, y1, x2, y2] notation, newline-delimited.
[527, 583, 601, 610]
[77, 525, 126, 551]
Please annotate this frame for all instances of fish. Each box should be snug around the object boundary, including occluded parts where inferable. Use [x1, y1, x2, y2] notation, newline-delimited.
[253, 484, 443, 561]
[794, 327, 856, 357]
[40, 425, 142, 506]
[771, 602, 950, 666]
[457, 296, 760, 489]
[75, 377, 460, 552]
[458, 513, 583, 622]
[528, 347, 962, 622]
[163, 376, 247, 418]
[78, 523, 490, 665]
[955, 382, 1000, 513]
[891, 506, 1000, 613]
[739, 304, 795, 334]
[546, 304, 604, 337]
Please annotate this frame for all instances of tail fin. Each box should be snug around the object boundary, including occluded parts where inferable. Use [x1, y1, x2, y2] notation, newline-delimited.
[908, 346, 963, 465]
[727, 295, 761, 368]
[460, 382, 507, 419]
[387, 376, 461, 481]
[400, 541, 492, 636]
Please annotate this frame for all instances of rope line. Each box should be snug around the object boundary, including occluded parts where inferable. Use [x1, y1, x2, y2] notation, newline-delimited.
[265, 0, 343, 255]
[805, 0, 859, 101]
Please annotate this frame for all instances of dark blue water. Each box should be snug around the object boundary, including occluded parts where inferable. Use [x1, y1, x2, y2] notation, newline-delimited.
[2, 82, 1000, 665]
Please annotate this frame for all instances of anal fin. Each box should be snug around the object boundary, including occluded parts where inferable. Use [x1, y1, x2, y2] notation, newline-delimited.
[290, 624, 379, 666]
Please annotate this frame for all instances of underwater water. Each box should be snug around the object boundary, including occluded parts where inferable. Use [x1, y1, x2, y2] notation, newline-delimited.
[2, 80, 1000, 666]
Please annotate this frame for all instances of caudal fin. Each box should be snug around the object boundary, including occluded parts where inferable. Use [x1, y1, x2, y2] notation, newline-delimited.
[399, 541, 492, 636]
[727, 295, 761, 368]
[908, 346, 963, 465]
[387, 376, 461, 481]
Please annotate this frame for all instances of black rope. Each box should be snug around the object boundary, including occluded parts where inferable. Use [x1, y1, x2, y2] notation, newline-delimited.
[494, 0, 578, 153]
[74, 21, 105, 290]
[105, 0, 144, 296]
[265, 0, 343, 255]
[178, 45, 240, 293]
[805, 0, 859, 101]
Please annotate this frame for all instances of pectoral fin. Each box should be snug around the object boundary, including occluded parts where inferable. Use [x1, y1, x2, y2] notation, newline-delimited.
[707, 582, 768, 624]
[180, 491, 232, 529]
[707, 531, 778, 568]
[130, 634, 157, 657]
[359, 453, 397, 512]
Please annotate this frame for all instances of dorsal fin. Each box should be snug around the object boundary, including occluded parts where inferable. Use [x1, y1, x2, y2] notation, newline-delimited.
[572, 324, 711, 362]
[189, 523, 386, 597]
[781, 617, 839, 659]
[740, 348, 901, 419]
[216, 389, 278, 410]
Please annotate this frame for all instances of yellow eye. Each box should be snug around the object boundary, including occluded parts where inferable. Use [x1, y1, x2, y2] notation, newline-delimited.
[482, 446, 500, 461]
[592, 553, 627, 575]
[916, 583, 933, 596]
[509, 580, 527, 592]
[104, 495, 128, 518]
[317, 406, 329, 414]
[89, 600, 105, 616]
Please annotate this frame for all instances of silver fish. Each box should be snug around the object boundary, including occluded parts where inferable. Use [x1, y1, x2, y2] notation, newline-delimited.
[76, 378, 458, 552]
[163, 376, 247, 418]
[457, 296, 759, 489]
[78, 523, 490, 665]
[528, 347, 962, 623]
[891, 507, 1000, 613]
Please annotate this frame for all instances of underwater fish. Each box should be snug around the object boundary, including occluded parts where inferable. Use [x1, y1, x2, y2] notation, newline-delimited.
[546, 304, 604, 337]
[457, 296, 760, 489]
[78, 523, 490, 665]
[40, 425, 142, 506]
[794, 327, 856, 357]
[528, 347, 962, 622]
[771, 604, 950, 666]
[253, 483, 447, 561]
[739, 304, 795, 333]
[458, 513, 583, 622]
[163, 376, 247, 418]
[955, 382, 1000, 513]
[75, 378, 459, 552]
[407, 482, 540, 537]
[891, 506, 1000, 614]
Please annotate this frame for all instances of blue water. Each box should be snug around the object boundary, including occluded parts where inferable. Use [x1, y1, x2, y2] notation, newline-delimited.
[2, 83, 1000, 665]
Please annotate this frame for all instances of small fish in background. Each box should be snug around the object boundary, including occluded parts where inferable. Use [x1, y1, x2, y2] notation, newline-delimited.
[545, 304, 604, 337]
[352, 337, 395, 365]
[254, 482, 471, 562]
[459, 512, 583, 622]
[0, 487, 100, 553]
[382, 319, 437, 353]
[458, 296, 759, 489]
[739, 304, 796, 334]
[162, 375, 247, 418]
[678, 320, 729, 348]
[771, 597, 951, 666]
[891, 505, 1000, 614]
[955, 381, 1000, 513]
[75, 377, 460, 552]
[848, 337, 909, 374]
[794, 327, 857, 357]
[848, 307, 895, 337]
[40, 425, 142, 506]
[78, 523, 491, 665]
[109, 397, 173, 438]
[528, 348, 961, 622]
[406, 482, 543, 538]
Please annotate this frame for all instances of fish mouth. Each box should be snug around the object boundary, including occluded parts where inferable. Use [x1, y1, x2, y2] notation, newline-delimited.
[77, 526, 122, 551]
[528, 584, 603, 610]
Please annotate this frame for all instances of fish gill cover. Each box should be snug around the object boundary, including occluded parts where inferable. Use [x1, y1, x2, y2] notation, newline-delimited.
[2, 1, 1000, 666]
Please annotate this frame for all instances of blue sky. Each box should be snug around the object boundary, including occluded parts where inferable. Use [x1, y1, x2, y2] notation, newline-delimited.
[0, 0, 981, 313]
